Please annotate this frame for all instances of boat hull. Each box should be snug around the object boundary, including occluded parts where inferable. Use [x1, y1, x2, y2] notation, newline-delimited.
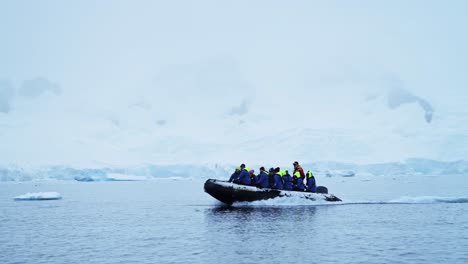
[204, 179, 341, 205]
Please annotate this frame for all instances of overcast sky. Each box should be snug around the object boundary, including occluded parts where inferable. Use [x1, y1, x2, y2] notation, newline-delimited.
[1, 0, 467, 166]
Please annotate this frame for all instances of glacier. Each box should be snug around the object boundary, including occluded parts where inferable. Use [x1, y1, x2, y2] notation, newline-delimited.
[1, 158, 467, 182]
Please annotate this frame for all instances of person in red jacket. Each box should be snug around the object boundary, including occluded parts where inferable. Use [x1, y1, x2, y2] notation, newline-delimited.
[293, 161, 305, 178]
[293, 161, 305, 189]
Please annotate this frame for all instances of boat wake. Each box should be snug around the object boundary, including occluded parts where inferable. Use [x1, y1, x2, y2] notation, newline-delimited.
[387, 196, 468, 204]
[230, 195, 468, 207]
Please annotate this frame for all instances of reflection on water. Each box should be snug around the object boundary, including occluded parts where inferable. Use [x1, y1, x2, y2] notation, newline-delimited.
[203, 205, 320, 263]
[206, 205, 317, 222]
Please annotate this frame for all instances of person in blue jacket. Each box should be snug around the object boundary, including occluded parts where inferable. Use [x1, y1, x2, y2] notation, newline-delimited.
[306, 170, 317, 192]
[234, 166, 252, 185]
[228, 167, 241, 182]
[293, 171, 305, 191]
[255, 167, 269, 188]
[282, 170, 293, 190]
[271, 167, 284, 190]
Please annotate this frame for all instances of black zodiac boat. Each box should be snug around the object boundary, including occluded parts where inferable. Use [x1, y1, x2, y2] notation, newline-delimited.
[204, 179, 341, 205]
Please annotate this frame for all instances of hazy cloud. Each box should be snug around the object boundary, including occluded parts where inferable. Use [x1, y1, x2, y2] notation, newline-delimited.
[387, 78, 434, 123]
[153, 58, 251, 119]
[418, 99, 434, 123]
[0, 80, 14, 114]
[19, 77, 61, 98]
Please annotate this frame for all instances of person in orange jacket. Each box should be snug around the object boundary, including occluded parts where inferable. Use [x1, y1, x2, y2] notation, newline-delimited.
[293, 161, 305, 178]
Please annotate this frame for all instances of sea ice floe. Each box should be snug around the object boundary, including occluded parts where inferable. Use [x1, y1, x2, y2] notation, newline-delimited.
[14, 192, 62, 201]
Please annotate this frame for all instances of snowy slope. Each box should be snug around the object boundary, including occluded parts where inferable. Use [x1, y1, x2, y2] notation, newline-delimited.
[1, 159, 467, 182]
[1, 80, 468, 166]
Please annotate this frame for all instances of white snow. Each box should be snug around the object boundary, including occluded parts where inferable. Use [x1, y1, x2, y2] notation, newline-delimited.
[239, 196, 333, 207]
[13, 192, 62, 201]
[106, 173, 147, 181]
[0, 159, 467, 182]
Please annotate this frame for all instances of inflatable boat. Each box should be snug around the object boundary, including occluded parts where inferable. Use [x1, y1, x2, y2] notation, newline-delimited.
[204, 179, 341, 205]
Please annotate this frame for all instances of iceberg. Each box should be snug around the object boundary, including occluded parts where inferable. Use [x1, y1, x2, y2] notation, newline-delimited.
[105, 173, 147, 181]
[14, 192, 62, 201]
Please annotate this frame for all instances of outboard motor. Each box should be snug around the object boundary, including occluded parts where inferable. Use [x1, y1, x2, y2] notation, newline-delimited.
[315, 186, 328, 194]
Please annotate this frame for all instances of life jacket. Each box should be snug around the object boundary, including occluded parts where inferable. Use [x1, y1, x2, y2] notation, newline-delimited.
[275, 172, 285, 186]
[281, 170, 292, 190]
[306, 171, 316, 192]
[307, 171, 314, 183]
[292, 171, 300, 184]
[294, 165, 302, 172]
[276, 171, 284, 178]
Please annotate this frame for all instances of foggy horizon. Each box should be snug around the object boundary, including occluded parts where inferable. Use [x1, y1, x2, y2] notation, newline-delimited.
[1, 0, 467, 166]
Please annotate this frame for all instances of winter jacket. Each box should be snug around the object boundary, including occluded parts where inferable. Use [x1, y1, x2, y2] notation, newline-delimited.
[255, 172, 269, 188]
[272, 173, 284, 190]
[250, 174, 257, 185]
[268, 173, 275, 188]
[236, 169, 252, 185]
[306, 173, 316, 192]
[229, 172, 240, 182]
[294, 176, 305, 191]
[294, 166, 305, 178]
[282, 171, 293, 191]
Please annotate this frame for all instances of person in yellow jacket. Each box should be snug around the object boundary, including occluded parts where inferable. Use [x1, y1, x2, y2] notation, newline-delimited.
[293, 171, 305, 191]
[272, 167, 284, 189]
[306, 170, 317, 192]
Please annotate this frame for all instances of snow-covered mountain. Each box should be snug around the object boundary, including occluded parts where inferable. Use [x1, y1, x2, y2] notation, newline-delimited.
[1, 69, 467, 168]
[1, 1, 467, 176]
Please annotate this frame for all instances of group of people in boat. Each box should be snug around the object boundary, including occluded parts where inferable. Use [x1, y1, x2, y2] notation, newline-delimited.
[228, 161, 317, 192]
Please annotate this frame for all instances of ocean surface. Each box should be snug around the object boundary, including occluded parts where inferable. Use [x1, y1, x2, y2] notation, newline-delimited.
[1, 176, 468, 264]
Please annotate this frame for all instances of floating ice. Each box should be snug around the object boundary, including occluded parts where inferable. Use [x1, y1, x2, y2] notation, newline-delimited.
[325, 170, 355, 177]
[106, 173, 147, 181]
[14, 192, 62, 201]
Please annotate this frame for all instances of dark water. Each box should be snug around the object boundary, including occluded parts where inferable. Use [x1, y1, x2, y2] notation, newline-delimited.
[1, 180, 468, 264]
